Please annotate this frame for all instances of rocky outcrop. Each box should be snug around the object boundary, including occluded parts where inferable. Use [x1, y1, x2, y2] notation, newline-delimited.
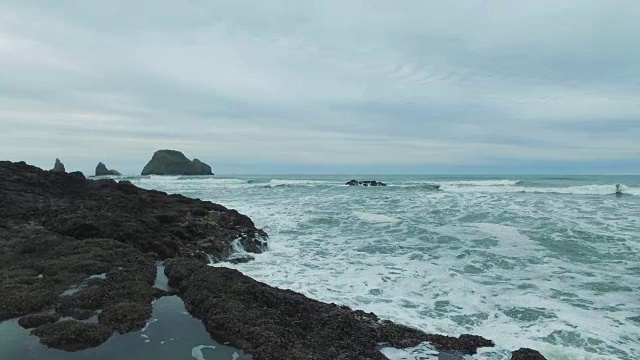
[0, 161, 266, 350]
[33, 321, 113, 351]
[18, 313, 61, 329]
[51, 158, 65, 173]
[346, 179, 387, 186]
[141, 150, 213, 176]
[165, 258, 496, 360]
[511, 348, 547, 359]
[95, 162, 121, 176]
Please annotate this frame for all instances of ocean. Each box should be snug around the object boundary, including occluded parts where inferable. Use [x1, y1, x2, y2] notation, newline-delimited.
[130, 175, 639, 360]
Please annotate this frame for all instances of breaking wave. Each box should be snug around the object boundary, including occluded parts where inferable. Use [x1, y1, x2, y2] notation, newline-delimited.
[130, 176, 638, 196]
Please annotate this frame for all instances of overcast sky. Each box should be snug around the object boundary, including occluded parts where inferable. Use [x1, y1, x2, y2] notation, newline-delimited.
[1, 1, 639, 174]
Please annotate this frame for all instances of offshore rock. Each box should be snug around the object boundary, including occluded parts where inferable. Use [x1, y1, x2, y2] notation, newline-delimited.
[141, 150, 213, 176]
[165, 258, 496, 360]
[51, 158, 65, 173]
[346, 179, 387, 186]
[95, 162, 121, 176]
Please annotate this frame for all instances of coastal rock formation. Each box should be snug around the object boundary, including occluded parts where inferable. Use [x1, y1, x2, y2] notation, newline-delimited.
[95, 162, 121, 176]
[0, 161, 266, 349]
[346, 179, 387, 186]
[511, 348, 547, 359]
[51, 158, 65, 173]
[141, 150, 213, 176]
[33, 321, 113, 351]
[18, 313, 61, 329]
[0, 160, 545, 358]
[165, 258, 496, 359]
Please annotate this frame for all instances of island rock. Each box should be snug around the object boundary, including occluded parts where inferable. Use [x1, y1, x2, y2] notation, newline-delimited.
[141, 150, 213, 176]
[95, 162, 121, 176]
[51, 158, 65, 173]
[346, 179, 387, 186]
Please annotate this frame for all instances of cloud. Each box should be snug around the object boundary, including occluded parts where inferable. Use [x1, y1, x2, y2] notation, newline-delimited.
[0, 0, 639, 174]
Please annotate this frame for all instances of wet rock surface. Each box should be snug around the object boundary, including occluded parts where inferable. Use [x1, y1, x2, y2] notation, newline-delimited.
[0, 161, 265, 350]
[511, 348, 547, 359]
[165, 258, 498, 360]
[33, 320, 113, 351]
[18, 313, 61, 329]
[346, 179, 387, 186]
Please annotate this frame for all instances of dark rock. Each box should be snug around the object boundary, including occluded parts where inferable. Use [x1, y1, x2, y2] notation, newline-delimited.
[424, 334, 495, 355]
[32, 320, 113, 351]
[95, 162, 121, 176]
[512, 348, 547, 359]
[165, 259, 495, 360]
[346, 179, 387, 186]
[68, 171, 85, 179]
[141, 150, 213, 176]
[18, 313, 61, 329]
[0, 161, 267, 350]
[0, 160, 265, 262]
[51, 158, 65, 173]
[98, 301, 152, 333]
[227, 254, 255, 264]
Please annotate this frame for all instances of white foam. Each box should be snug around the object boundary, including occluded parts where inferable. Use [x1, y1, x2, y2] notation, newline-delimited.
[191, 345, 217, 360]
[353, 211, 401, 224]
[439, 183, 638, 195]
[379, 345, 442, 359]
[141, 176, 640, 360]
[438, 179, 520, 186]
[140, 318, 158, 332]
[268, 179, 338, 187]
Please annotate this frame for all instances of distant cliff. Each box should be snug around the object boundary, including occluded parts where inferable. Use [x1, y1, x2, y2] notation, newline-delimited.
[141, 150, 213, 176]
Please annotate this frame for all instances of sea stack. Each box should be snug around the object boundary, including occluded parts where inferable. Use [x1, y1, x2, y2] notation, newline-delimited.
[51, 158, 65, 173]
[141, 150, 213, 176]
[95, 162, 121, 176]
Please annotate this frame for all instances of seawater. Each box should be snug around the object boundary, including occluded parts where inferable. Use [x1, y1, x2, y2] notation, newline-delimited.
[132, 175, 640, 360]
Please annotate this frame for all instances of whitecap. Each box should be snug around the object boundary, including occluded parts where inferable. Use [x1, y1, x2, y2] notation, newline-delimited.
[191, 345, 217, 360]
[353, 211, 401, 224]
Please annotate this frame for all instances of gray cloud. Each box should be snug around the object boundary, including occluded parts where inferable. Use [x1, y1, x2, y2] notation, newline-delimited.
[1, 0, 639, 174]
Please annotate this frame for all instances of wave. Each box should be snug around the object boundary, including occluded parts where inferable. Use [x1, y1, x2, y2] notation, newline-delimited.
[353, 211, 401, 224]
[130, 176, 638, 196]
[438, 179, 521, 186]
[440, 183, 638, 196]
[267, 179, 340, 187]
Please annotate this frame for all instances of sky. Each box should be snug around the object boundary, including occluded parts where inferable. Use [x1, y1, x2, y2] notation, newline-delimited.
[1, 0, 639, 175]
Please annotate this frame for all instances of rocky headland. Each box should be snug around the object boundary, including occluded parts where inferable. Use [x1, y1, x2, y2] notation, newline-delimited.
[141, 150, 213, 176]
[0, 161, 545, 359]
[95, 162, 121, 176]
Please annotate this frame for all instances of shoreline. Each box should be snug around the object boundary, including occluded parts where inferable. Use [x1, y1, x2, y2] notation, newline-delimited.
[0, 161, 545, 359]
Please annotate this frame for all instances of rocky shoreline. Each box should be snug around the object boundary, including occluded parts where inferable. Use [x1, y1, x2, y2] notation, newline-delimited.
[0, 161, 545, 359]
